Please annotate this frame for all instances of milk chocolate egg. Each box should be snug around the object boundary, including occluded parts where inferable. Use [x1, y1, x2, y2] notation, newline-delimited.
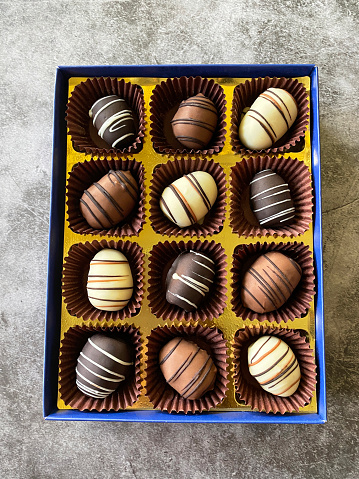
[241, 251, 302, 313]
[89, 95, 136, 149]
[87, 249, 133, 311]
[250, 169, 295, 227]
[159, 171, 218, 228]
[171, 93, 218, 149]
[166, 251, 215, 312]
[80, 170, 138, 229]
[159, 338, 217, 400]
[239, 88, 298, 150]
[76, 334, 133, 398]
[248, 336, 301, 397]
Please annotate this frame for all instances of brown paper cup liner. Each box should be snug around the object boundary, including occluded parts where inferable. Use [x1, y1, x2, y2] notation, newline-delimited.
[59, 324, 142, 411]
[67, 157, 145, 237]
[232, 326, 316, 414]
[231, 241, 315, 323]
[150, 76, 226, 155]
[145, 325, 229, 413]
[66, 77, 145, 157]
[148, 239, 227, 321]
[231, 77, 309, 155]
[149, 157, 226, 237]
[230, 156, 313, 237]
[62, 240, 144, 321]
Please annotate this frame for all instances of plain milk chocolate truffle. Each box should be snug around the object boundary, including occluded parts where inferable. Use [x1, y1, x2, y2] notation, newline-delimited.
[89, 95, 136, 149]
[159, 338, 217, 400]
[248, 335, 301, 397]
[241, 251, 302, 313]
[250, 169, 295, 227]
[76, 334, 133, 398]
[239, 88, 298, 150]
[171, 93, 218, 149]
[166, 251, 215, 312]
[159, 171, 218, 228]
[80, 170, 138, 229]
[87, 249, 133, 311]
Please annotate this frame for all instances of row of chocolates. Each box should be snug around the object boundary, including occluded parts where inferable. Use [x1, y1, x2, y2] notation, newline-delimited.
[59, 323, 316, 415]
[62, 239, 315, 324]
[66, 76, 309, 157]
[67, 156, 312, 238]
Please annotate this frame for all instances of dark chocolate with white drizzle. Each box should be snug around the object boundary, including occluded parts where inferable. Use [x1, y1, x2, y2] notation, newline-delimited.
[166, 250, 215, 312]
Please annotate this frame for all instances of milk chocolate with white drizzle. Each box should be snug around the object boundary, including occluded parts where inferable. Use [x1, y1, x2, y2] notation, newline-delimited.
[241, 251, 302, 314]
[250, 169, 295, 227]
[89, 95, 136, 149]
[171, 93, 218, 149]
[80, 170, 138, 229]
[76, 334, 133, 399]
[159, 338, 217, 400]
[166, 251, 215, 312]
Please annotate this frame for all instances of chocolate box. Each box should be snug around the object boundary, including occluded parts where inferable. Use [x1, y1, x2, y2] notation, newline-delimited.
[44, 64, 326, 423]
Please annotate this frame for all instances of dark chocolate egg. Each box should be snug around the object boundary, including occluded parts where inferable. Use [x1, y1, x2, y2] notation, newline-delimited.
[241, 251, 302, 313]
[159, 338, 217, 400]
[166, 250, 215, 312]
[250, 169, 295, 227]
[171, 93, 218, 149]
[76, 334, 133, 398]
[89, 95, 136, 149]
[80, 170, 138, 229]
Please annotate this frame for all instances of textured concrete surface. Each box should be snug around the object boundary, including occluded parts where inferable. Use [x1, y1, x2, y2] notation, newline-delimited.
[1, 0, 359, 478]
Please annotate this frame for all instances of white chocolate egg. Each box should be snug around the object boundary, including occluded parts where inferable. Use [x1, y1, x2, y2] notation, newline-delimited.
[87, 249, 133, 311]
[239, 88, 298, 150]
[159, 171, 218, 228]
[248, 336, 301, 397]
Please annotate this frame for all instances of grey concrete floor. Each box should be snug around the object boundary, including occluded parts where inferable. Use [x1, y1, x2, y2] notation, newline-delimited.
[1, 0, 358, 478]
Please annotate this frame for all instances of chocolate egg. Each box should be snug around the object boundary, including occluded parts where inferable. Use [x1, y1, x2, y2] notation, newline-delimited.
[239, 88, 298, 150]
[250, 169, 295, 227]
[171, 93, 218, 149]
[80, 170, 138, 229]
[87, 249, 133, 311]
[241, 251, 302, 313]
[76, 334, 133, 398]
[166, 250, 215, 312]
[89, 95, 136, 149]
[248, 335, 301, 397]
[159, 338, 217, 400]
[159, 171, 218, 228]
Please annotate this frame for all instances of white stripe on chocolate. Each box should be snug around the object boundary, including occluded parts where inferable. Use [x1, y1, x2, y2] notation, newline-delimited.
[77, 358, 125, 383]
[253, 198, 292, 213]
[167, 291, 197, 309]
[259, 207, 295, 224]
[80, 352, 127, 378]
[88, 338, 133, 366]
[92, 97, 126, 125]
[250, 172, 276, 184]
[171, 273, 210, 296]
[250, 184, 285, 200]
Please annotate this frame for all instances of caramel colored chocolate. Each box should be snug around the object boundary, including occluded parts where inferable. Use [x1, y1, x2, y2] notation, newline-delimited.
[87, 249, 133, 311]
[166, 251, 215, 312]
[159, 338, 217, 400]
[159, 171, 218, 228]
[171, 93, 218, 149]
[248, 335, 301, 397]
[239, 88, 298, 150]
[76, 334, 133, 398]
[241, 251, 302, 313]
[250, 169, 295, 227]
[80, 170, 138, 229]
[89, 95, 136, 149]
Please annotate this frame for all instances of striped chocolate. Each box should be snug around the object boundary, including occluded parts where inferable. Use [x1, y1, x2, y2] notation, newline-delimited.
[248, 335, 301, 397]
[86, 249, 133, 312]
[250, 169, 295, 227]
[159, 171, 218, 228]
[241, 251, 302, 313]
[89, 95, 136, 149]
[239, 88, 298, 150]
[80, 170, 138, 229]
[171, 93, 218, 149]
[76, 334, 133, 398]
[159, 338, 217, 400]
[166, 250, 215, 312]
